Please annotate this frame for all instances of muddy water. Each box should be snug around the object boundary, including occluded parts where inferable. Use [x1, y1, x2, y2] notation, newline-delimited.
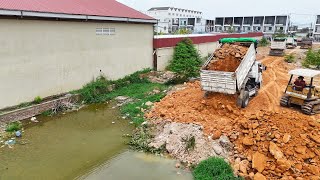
[81, 151, 193, 180]
[0, 103, 192, 180]
[0, 103, 133, 180]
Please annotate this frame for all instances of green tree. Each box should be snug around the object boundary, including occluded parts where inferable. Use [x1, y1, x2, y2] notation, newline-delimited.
[302, 49, 320, 69]
[258, 37, 269, 47]
[175, 28, 191, 35]
[167, 38, 202, 79]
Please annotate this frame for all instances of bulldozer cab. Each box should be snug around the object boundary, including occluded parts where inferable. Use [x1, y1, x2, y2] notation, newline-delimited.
[285, 69, 320, 100]
[281, 69, 320, 115]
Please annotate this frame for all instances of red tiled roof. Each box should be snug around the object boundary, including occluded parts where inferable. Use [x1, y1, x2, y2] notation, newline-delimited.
[0, 0, 154, 20]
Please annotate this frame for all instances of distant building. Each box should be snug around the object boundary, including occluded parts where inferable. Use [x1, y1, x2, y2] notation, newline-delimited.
[146, 7, 214, 34]
[214, 15, 290, 37]
[314, 15, 320, 41]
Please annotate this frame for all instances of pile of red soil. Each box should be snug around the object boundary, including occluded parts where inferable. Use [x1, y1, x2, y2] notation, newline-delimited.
[206, 44, 248, 72]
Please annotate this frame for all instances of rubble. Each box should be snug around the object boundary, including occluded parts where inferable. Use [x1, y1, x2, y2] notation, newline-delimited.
[146, 50, 320, 179]
[206, 44, 249, 72]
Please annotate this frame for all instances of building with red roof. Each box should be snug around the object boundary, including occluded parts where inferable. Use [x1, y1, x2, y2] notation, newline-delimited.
[0, 0, 156, 109]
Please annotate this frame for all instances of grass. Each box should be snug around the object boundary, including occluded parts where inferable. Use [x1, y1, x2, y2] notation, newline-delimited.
[5, 121, 22, 132]
[33, 96, 42, 104]
[193, 157, 242, 180]
[181, 135, 196, 152]
[75, 68, 168, 126]
[284, 54, 295, 63]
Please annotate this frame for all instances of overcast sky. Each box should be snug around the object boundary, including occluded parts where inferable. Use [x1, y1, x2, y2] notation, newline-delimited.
[117, 0, 319, 27]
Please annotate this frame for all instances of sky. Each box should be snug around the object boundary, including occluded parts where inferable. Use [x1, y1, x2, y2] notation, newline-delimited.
[117, 0, 319, 27]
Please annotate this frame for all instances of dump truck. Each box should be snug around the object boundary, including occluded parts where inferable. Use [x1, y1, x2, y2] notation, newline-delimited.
[286, 37, 297, 49]
[300, 38, 313, 49]
[269, 37, 286, 56]
[200, 38, 266, 108]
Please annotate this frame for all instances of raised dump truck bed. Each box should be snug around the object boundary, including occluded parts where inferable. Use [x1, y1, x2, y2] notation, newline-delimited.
[200, 38, 265, 108]
[270, 37, 286, 56]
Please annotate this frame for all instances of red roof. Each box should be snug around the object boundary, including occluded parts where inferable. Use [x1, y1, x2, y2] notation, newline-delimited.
[0, 0, 154, 20]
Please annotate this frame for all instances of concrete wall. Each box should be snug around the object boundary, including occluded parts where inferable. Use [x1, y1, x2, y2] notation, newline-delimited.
[156, 42, 219, 71]
[0, 19, 154, 109]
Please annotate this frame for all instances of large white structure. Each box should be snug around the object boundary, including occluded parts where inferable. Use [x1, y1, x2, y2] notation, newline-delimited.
[314, 15, 320, 41]
[146, 7, 213, 34]
[215, 15, 290, 37]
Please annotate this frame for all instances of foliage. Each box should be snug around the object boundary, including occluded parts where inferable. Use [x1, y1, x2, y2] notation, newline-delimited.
[302, 49, 320, 69]
[181, 135, 196, 152]
[18, 102, 32, 109]
[76, 69, 151, 103]
[284, 54, 295, 63]
[193, 157, 242, 180]
[167, 38, 202, 80]
[129, 125, 166, 153]
[258, 37, 269, 47]
[227, 26, 235, 33]
[33, 96, 42, 104]
[6, 121, 22, 132]
[273, 30, 286, 38]
[41, 110, 52, 116]
[175, 28, 191, 35]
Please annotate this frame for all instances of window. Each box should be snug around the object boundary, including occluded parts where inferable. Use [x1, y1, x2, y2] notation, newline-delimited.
[280, 27, 284, 30]
[269, 27, 272, 31]
[258, 27, 261, 31]
[96, 28, 116, 35]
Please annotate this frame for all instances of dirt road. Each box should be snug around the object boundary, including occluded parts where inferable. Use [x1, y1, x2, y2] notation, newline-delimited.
[147, 49, 320, 179]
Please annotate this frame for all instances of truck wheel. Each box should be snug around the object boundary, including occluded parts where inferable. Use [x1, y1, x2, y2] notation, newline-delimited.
[237, 91, 250, 108]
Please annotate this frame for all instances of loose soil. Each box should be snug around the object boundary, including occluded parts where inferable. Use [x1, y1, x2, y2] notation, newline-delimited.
[206, 44, 248, 72]
[146, 48, 320, 179]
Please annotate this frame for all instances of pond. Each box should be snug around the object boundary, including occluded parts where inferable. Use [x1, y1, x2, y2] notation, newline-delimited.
[0, 103, 192, 180]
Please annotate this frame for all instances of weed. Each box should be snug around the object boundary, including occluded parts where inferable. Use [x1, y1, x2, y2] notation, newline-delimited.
[129, 125, 166, 154]
[258, 37, 269, 47]
[193, 157, 242, 180]
[302, 49, 320, 69]
[41, 110, 52, 116]
[6, 121, 22, 132]
[34, 96, 42, 104]
[18, 102, 32, 108]
[181, 135, 196, 152]
[284, 54, 295, 63]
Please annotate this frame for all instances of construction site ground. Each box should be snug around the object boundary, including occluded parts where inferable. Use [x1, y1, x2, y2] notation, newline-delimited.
[146, 47, 320, 179]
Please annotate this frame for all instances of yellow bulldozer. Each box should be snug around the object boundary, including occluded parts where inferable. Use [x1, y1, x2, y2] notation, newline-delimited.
[280, 69, 320, 115]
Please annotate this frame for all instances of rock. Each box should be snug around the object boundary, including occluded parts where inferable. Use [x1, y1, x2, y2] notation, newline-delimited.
[306, 165, 320, 175]
[175, 163, 181, 168]
[226, 105, 233, 112]
[309, 134, 320, 144]
[283, 134, 291, 143]
[252, 152, 266, 172]
[243, 136, 254, 146]
[254, 172, 266, 180]
[115, 96, 128, 101]
[308, 121, 317, 127]
[277, 159, 292, 171]
[30, 117, 39, 123]
[239, 160, 249, 174]
[294, 164, 303, 171]
[145, 101, 153, 106]
[249, 172, 255, 179]
[235, 53, 241, 58]
[112, 121, 115, 124]
[212, 131, 222, 140]
[219, 135, 233, 151]
[252, 123, 259, 129]
[269, 142, 284, 160]
[295, 146, 306, 154]
[212, 143, 223, 155]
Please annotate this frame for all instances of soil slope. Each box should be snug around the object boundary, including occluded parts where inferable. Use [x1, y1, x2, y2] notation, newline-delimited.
[147, 49, 320, 179]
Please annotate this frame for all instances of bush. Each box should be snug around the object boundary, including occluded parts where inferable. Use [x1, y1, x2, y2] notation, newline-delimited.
[302, 49, 320, 69]
[284, 54, 295, 63]
[33, 96, 42, 104]
[193, 157, 241, 180]
[6, 121, 22, 132]
[167, 38, 202, 80]
[77, 69, 152, 103]
[259, 37, 269, 47]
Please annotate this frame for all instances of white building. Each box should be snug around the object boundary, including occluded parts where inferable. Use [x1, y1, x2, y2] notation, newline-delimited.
[215, 15, 290, 38]
[314, 15, 320, 41]
[146, 7, 212, 34]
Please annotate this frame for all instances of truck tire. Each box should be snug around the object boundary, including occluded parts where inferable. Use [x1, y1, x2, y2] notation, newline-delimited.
[237, 91, 250, 108]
